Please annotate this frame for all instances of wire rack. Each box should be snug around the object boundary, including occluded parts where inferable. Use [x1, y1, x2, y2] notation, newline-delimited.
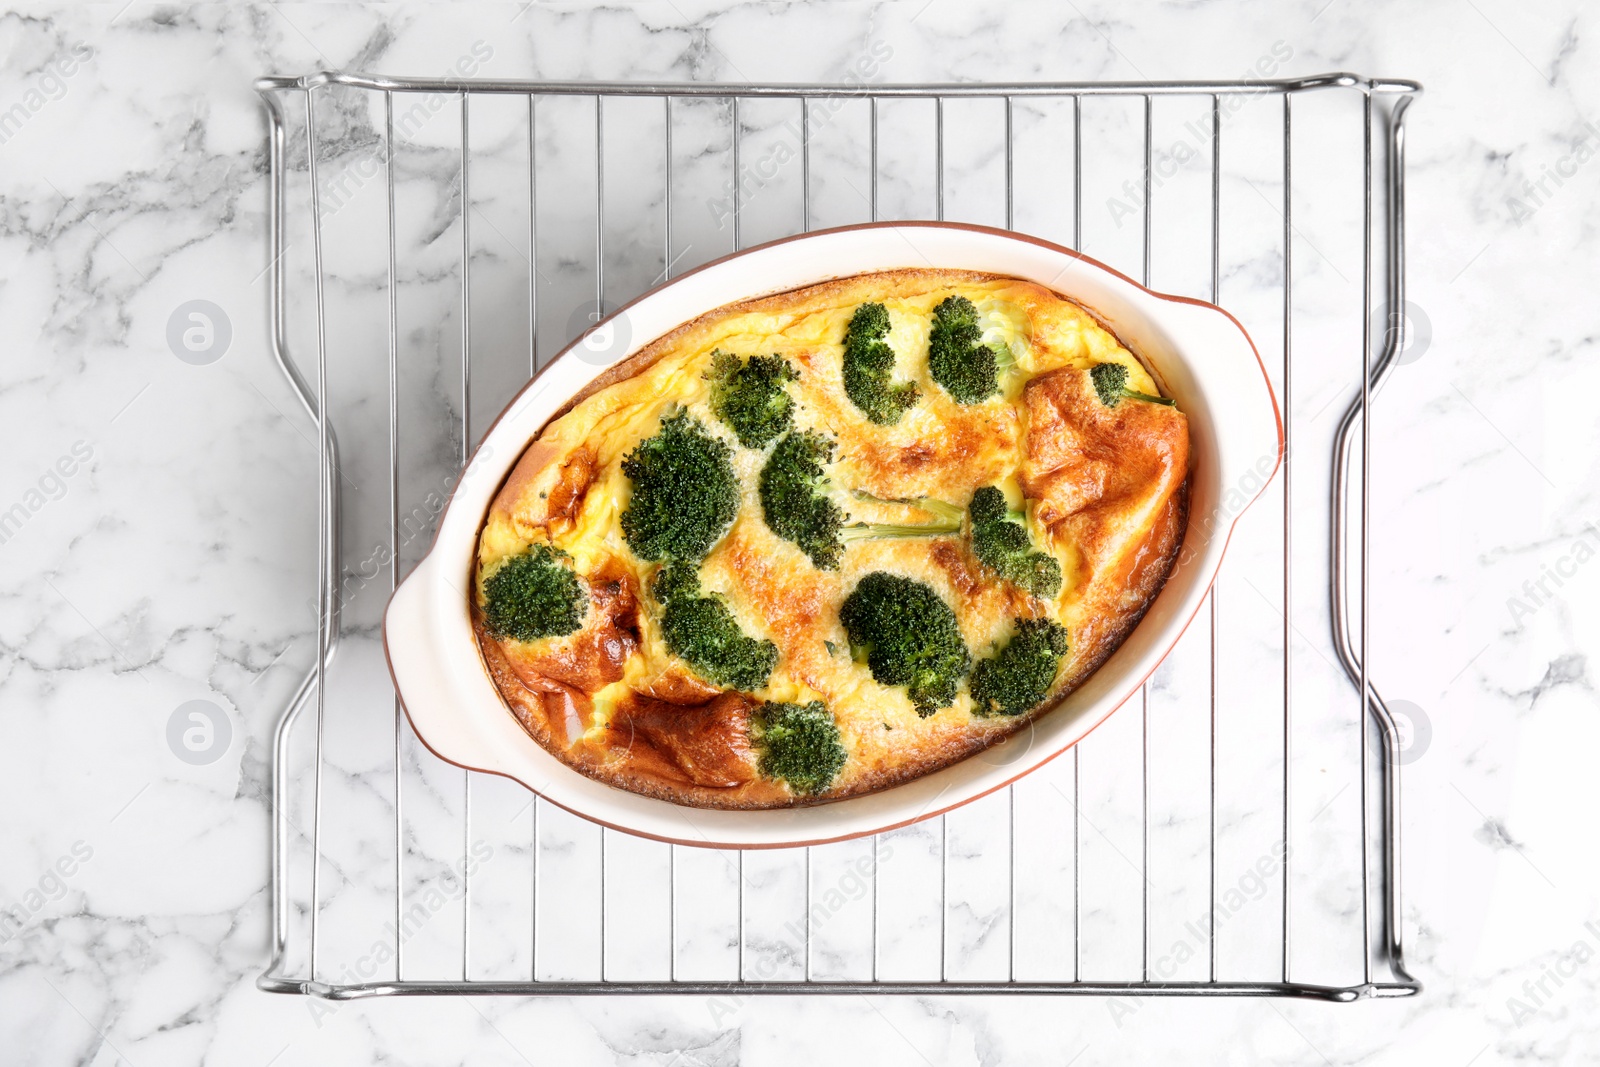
[253, 70, 1420, 1000]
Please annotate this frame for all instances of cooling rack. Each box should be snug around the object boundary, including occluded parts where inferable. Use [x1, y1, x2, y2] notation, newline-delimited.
[252, 70, 1420, 1000]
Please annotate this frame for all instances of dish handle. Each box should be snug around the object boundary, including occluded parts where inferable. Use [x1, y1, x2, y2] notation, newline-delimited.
[1146, 296, 1285, 564]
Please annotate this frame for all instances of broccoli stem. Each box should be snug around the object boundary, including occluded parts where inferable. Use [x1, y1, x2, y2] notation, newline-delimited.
[836, 494, 963, 543]
[849, 493, 965, 524]
[838, 520, 959, 542]
[759, 430, 963, 568]
[1089, 361, 1176, 408]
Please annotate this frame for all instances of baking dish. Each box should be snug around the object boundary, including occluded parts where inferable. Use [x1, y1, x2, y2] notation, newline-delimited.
[382, 221, 1282, 849]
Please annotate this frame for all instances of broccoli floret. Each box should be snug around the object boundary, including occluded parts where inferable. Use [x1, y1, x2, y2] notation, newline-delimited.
[481, 545, 587, 642]
[652, 557, 702, 604]
[839, 572, 971, 717]
[653, 562, 778, 692]
[928, 295, 1015, 404]
[620, 411, 740, 562]
[969, 618, 1070, 717]
[1089, 362, 1176, 408]
[968, 486, 1063, 598]
[759, 430, 963, 569]
[842, 302, 920, 425]
[705, 350, 800, 449]
[759, 431, 844, 567]
[752, 700, 847, 795]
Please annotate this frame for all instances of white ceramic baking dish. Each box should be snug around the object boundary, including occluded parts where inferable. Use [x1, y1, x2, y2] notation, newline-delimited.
[382, 221, 1282, 849]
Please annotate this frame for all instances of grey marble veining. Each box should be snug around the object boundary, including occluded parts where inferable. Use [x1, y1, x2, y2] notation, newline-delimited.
[0, 2, 1594, 1064]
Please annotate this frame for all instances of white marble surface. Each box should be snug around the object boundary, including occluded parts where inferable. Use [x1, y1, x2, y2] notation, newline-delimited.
[2, 1, 1596, 1063]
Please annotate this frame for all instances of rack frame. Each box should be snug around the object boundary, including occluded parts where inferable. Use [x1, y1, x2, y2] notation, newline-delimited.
[253, 70, 1421, 1001]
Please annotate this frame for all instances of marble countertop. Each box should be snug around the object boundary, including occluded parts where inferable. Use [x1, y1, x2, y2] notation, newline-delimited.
[3, 1, 1595, 1063]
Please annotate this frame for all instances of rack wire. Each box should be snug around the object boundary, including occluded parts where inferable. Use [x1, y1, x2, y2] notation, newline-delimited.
[253, 71, 1420, 1000]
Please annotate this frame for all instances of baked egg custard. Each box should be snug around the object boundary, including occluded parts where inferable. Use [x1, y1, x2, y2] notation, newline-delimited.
[473, 269, 1189, 808]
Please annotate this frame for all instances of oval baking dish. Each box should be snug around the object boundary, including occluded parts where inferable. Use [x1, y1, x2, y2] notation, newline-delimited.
[383, 222, 1282, 849]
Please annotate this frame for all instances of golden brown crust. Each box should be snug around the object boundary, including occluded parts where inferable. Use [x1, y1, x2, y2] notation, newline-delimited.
[478, 609, 792, 806]
[495, 561, 639, 695]
[1020, 366, 1190, 588]
[1055, 478, 1188, 694]
[607, 692, 759, 789]
[471, 268, 1191, 809]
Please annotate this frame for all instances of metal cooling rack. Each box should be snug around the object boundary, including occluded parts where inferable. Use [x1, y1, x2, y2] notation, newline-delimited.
[253, 70, 1420, 1000]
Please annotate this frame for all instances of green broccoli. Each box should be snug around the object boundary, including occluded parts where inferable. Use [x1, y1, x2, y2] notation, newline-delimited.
[759, 430, 963, 569]
[751, 700, 847, 795]
[651, 556, 702, 604]
[705, 350, 800, 449]
[481, 544, 588, 642]
[1089, 362, 1176, 408]
[969, 618, 1070, 717]
[842, 302, 920, 425]
[928, 295, 1015, 404]
[653, 561, 778, 692]
[620, 410, 741, 562]
[839, 572, 971, 717]
[968, 486, 1063, 598]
